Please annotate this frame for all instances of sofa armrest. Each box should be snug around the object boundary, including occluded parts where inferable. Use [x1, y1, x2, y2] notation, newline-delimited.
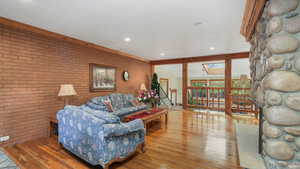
[57, 106, 106, 138]
[102, 119, 145, 137]
[56, 106, 109, 166]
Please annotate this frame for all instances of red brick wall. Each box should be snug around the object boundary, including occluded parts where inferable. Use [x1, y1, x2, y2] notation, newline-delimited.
[0, 24, 151, 146]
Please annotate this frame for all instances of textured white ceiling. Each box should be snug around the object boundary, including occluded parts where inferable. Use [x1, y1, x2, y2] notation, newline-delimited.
[0, 0, 250, 60]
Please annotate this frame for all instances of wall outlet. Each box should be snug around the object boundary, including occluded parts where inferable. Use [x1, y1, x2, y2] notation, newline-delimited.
[0, 136, 10, 142]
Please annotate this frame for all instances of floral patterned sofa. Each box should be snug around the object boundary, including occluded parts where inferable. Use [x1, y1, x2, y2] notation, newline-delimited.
[57, 105, 146, 169]
[85, 93, 148, 119]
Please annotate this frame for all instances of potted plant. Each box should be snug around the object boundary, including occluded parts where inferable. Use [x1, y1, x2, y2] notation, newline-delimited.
[137, 90, 159, 109]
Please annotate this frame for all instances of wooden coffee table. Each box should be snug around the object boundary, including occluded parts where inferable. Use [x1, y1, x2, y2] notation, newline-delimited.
[123, 108, 168, 129]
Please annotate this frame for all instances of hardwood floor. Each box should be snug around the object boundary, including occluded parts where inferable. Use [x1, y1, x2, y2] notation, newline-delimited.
[4, 110, 256, 169]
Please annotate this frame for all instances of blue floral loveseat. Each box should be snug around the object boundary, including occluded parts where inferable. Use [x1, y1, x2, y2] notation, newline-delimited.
[57, 93, 147, 169]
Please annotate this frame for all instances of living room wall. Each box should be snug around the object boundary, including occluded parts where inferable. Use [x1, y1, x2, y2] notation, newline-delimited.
[0, 24, 151, 146]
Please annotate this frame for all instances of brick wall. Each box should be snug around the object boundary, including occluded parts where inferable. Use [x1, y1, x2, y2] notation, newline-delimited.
[0, 24, 151, 146]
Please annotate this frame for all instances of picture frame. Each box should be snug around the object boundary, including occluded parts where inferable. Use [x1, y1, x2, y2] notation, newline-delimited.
[89, 63, 117, 92]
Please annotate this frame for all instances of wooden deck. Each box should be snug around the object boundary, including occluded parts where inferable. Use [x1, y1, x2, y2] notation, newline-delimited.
[4, 110, 256, 169]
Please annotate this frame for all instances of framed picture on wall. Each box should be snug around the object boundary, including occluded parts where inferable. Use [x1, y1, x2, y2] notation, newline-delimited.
[89, 63, 116, 92]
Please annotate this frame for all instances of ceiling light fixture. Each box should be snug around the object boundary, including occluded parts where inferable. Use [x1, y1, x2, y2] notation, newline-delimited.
[124, 37, 131, 42]
[21, 0, 33, 2]
[209, 47, 215, 50]
[194, 22, 202, 26]
[160, 53, 165, 56]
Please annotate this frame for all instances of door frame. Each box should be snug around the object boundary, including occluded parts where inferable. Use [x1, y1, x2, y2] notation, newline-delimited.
[159, 78, 169, 97]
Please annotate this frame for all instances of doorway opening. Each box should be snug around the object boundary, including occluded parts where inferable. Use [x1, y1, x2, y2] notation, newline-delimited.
[154, 64, 182, 109]
[187, 60, 225, 114]
[231, 58, 258, 119]
[159, 78, 169, 97]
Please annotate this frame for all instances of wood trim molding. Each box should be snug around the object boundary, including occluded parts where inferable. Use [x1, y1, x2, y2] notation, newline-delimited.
[240, 0, 267, 41]
[224, 59, 232, 116]
[150, 52, 249, 65]
[182, 63, 188, 109]
[0, 17, 149, 63]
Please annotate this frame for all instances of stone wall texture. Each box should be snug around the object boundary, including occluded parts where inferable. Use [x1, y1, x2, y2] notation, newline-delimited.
[250, 0, 300, 168]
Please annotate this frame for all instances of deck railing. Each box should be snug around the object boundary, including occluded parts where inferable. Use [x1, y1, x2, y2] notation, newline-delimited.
[187, 86, 225, 111]
[231, 88, 257, 115]
[187, 86, 257, 115]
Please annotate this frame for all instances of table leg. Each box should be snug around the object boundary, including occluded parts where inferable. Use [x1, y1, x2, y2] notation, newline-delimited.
[145, 122, 149, 135]
[50, 122, 53, 137]
[165, 113, 168, 125]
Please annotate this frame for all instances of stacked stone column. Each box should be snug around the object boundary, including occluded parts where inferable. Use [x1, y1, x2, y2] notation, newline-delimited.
[249, 0, 300, 168]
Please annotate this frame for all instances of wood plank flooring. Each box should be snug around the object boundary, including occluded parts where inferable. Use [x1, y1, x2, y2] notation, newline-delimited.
[4, 110, 256, 169]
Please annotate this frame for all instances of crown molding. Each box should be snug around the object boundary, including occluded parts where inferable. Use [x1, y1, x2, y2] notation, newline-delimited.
[150, 52, 249, 65]
[240, 0, 267, 41]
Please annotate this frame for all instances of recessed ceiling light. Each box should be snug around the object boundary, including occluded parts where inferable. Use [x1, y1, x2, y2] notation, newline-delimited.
[160, 53, 165, 56]
[124, 37, 131, 42]
[209, 47, 215, 50]
[21, 0, 33, 2]
[194, 22, 202, 26]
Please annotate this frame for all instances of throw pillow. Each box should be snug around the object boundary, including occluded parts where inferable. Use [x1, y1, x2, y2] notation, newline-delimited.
[103, 100, 114, 112]
[81, 106, 120, 123]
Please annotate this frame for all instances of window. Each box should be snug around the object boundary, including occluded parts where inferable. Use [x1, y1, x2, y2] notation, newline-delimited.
[202, 63, 225, 75]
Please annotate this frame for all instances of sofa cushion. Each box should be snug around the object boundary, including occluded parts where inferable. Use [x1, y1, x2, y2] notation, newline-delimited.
[90, 95, 111, 104]
[62, 105, 107, 125]
[112, 107, 138, 117]
[93, 112, 120, 124]
[86, 96, 113, 112]
[80, 105, 120, 124]
[102, 119, 144, 137]
[85, 101, 108, 112]
[123, 94, 135, 107]
[109, 93, 126, 110]
[112, 105, 147, 117]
